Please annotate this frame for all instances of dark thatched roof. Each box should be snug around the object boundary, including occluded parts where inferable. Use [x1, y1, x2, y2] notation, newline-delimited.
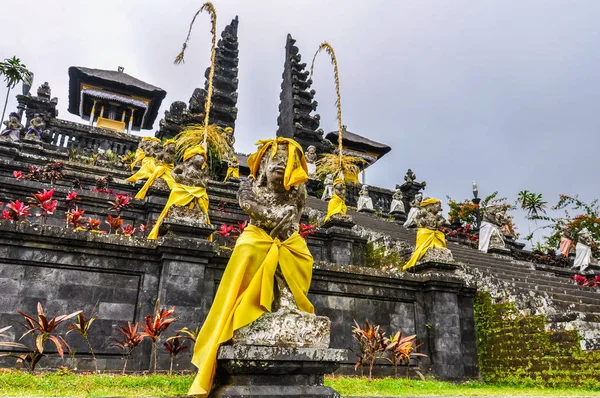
[325, 129, 391, 158]
[68, 66, 166, 130]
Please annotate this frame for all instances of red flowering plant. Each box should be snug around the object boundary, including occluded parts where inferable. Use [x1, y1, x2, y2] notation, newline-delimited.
[29, 189, 58, 225]
[122, 224, 136, 236]
[65, 191, 81, 210]
[106, 215, 123, 234]
[572, 274, 599, 288]
[216, 220, 248, 248]
[2, 200, 31, 223]
[446, 197, 479, 226]
[440, 223, 479, 248]
[66, 207, 88, 229]
[86, 218, 103, 233]
[108, 193, 132, 215]
[299, 223, 316, 239]
[13, 170, 22, 180]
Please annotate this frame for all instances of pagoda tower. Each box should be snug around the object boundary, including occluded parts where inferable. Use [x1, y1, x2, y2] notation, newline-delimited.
[276, 34, 331, 152]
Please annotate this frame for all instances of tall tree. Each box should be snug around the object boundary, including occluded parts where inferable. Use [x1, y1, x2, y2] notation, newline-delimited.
[517, 190, 548, 245]
[0, 56, 31, 124]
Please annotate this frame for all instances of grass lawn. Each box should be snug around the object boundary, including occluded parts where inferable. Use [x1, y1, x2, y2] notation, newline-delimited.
[2, 371, 600, 396]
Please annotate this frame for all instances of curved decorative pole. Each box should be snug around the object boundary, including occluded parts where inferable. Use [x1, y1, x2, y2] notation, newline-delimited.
[311, 42, 344, 178]
[174, 2, 217, 151]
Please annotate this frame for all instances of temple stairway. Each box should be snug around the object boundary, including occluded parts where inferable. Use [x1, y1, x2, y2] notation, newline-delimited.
[307, 197, 600, 351]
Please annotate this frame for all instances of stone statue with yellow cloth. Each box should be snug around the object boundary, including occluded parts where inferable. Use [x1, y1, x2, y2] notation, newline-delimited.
[134, 139, 177, 200]
[188, 137, 330, 397]
[403, 198, 454, 271]
[147, 145, 210, 240]
[126, 137, 162, 184]
[223, 155, 239, 182]
[324, 178, 347, 222]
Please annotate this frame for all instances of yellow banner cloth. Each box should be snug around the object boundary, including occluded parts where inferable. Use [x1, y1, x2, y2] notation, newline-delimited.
[324, 194, 347, 222]
[147, 184, 210, 240]
[134, 163, 176, 200]
[223, 167, 239, 182]
[247, 137, 308, 190]
[420, 198, 441, 207]
[130, 149, 146, 170]
[188, 224, 314, 396]
[403, 228, 447, 270]
[126, 157, 156, 183]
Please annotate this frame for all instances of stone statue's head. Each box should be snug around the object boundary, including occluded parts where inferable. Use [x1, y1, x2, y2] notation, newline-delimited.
[333, 178, 346, 198]
[415, 192, 423, 202]
[161, 140, 177, 163]
[324, 174, 334, 184]
[8, 112, 19, 122]
[257, 141, 288, 187]
[307, 145, 316, 154]
[360, 185, 369, 194]
[183, 145, 207, 170]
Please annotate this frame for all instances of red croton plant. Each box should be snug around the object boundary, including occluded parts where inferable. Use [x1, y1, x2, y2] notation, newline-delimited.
[573, 274, 600, 288]
[141, 300, 177, 374]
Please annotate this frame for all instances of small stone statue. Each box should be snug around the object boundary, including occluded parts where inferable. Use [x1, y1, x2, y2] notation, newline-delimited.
[148, 145, 210, 239]
[324, 178, 347, 222]
[188, 137, 328, 395]
[357, 184, 374, 212]
[478, 206, 508, 253]
[403, 192, 423, 228]
[560, 228, 576, 257]
[224, 155, 240, 182]
[403, 198, 453, 270]
[134, 140, 177, 199]
[0, 113, 23, 141]
[573, 228, 595, 272]
[305, 145, 317, 179]
[321, 173, 334, 201]
[389, 188, 405, 214]
[24, 115, 45, 141]
[127, 137, 161, 183]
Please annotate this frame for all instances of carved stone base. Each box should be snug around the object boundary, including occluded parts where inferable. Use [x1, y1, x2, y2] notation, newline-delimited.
[232, 309, 330, 348]
[418, 247, 455, 264]
[321, 214, 354, 229]
[162, 206, 214, 240]
[210, 345, 346, 398]
[412, 260, 460, 274]
[391, 211, 407, 223]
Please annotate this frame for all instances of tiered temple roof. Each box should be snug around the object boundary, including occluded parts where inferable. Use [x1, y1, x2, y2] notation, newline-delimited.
[276, 34, 332, 152]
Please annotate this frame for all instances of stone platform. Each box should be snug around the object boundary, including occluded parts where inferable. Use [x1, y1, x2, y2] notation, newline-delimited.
[209, 345, 347, 398]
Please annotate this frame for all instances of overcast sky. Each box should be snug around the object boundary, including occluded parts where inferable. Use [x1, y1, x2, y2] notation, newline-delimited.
[2, 0, 600, 245]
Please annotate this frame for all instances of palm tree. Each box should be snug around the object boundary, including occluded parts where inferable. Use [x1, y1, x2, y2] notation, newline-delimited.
[0, 56, 32, 124]
[517, 190, 548, 245]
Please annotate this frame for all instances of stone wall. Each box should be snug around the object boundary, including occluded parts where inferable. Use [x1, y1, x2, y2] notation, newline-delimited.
[474, 292, 600, 386]
[0, 222, 477, 379]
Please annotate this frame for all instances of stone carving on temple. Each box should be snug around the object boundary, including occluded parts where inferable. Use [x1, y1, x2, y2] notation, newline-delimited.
[134, 140, 177, 199]
[389, 188, 406, 215]
[574, 228, 596, 272]
[324, 178, 348, 222]
[398, 169, 427, 214]
[23, 115, 47, 142]
[0, 113, 23, 142]
[403, 192, 423, 228]
[478, 205, 510, 253]
[321, 173, 334, 201]
[357, 184, 374, 212]
[305, 145, 317, 178]
[37, 82, 51, 100]
[403, 198, 454, 270]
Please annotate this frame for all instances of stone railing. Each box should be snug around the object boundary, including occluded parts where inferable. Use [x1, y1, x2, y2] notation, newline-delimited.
[47, 119, 140, 155]
[307, 180, 394, 212]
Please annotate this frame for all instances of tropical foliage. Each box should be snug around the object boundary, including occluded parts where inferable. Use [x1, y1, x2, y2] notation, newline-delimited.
[0, 56, 32, 123]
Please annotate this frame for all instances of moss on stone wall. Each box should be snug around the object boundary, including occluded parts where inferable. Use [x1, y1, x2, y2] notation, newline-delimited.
[474, 292, 600, 388]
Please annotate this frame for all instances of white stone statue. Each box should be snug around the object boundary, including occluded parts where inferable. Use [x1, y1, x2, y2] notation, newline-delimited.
[321, 174, 334, 201]
[389, 188, 405, 214]
[573, 228, 594, 272]
[305, 145, 317, 179]
[478, 206, 507, 253]
[357, 185, 374, 212]
[403, 192, 423, 228]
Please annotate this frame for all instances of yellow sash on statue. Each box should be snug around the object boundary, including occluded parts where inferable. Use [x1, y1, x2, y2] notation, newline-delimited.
[126, 157, 156, 183]
[403, 227, 447, 270]
[223, 167, 239, 182]
[324, 194, 347, 222]
[134, 163, 176, 200]
[130, 149, 146, 170]
[147, 184, 210, 240]
[188, 225, 314, 396]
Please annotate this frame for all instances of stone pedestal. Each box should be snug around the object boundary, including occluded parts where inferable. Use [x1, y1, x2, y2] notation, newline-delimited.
[209, 345, 347, 398]
[321, 216, 367, 266]
[162, 206, 215, 240]
[411, 248, 458, 274]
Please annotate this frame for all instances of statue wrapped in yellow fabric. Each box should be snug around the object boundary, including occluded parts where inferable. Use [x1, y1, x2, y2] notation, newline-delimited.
[134, 139, 178, 200]
[188, 137, 329, 396]
[126, 137, 161, 183]
[403, 198, 454, 271]
[147, 145, 210, 240]
[223, 156, 239, 182]
[324, 178, 347, 222]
